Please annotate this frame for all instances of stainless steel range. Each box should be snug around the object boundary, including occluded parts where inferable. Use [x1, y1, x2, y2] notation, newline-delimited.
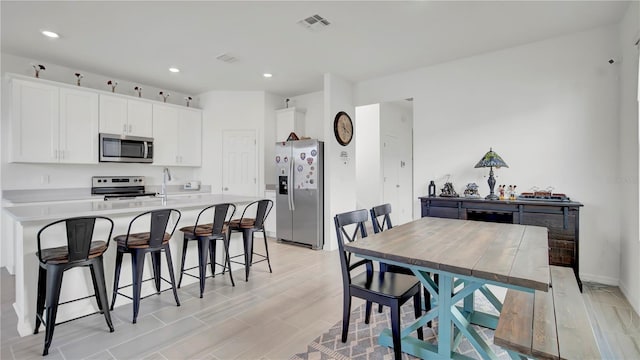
[91, 176, 157, 201]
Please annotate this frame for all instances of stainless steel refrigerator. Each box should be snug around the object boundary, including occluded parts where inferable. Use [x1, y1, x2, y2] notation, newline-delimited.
[275, 139, 324, 249]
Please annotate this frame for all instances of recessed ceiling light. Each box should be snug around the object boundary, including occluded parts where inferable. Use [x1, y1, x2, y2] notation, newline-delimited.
[169, 67, 180, 73]
[41, 30, 59, 38]
[263, 73, 273, 78]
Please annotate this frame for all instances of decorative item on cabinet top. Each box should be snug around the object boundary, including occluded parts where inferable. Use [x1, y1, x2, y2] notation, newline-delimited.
[75, 72, 83, 86]
[159, 91, 170, 103]
[107, 80, 117, 93]
[134, 86, 142, 97]
[32, 64, 45, 78]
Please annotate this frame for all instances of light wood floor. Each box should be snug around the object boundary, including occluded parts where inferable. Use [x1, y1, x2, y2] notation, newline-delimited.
[1, 238, 639, 359]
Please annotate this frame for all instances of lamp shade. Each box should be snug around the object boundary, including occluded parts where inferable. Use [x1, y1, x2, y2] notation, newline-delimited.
[474, 148, 508, 169]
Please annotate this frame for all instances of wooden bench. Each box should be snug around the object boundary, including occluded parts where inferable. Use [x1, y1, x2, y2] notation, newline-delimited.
[494, 266, 600, 359]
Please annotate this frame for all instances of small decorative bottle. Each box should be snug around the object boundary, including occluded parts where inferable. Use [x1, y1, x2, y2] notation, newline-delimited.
[428, 181, 436, 197]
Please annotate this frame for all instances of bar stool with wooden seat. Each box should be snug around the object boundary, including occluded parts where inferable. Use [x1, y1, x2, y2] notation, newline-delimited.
[178, 203, 236, 298]
[228, 199, 273, 281]
[110, 209, 181, 324]
[34, 216, 115, 356]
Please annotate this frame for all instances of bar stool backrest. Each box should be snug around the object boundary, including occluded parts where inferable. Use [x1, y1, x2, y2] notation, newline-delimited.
[211, 203, 235, 234]
[124, 209, 181, 248]
[237, 199, 273, 230]
[37, 216, 114, 264]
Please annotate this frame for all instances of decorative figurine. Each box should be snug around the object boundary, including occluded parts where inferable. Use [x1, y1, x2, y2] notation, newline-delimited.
[159, 91, 169, 102]
[75, 72, 83, 86]
[509, 185, 517, 200]
[32, 64, 45, 78]
[498, 185, 505, 200]
[107, 80, 117, 92]
[185, 96, 192, 107]
[463, 183, 480, 198]
[134, 86, 142, 97]
[439, 182, 459, 197]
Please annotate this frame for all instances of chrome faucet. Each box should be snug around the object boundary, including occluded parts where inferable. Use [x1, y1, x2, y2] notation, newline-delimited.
[161, 167, 172, 199]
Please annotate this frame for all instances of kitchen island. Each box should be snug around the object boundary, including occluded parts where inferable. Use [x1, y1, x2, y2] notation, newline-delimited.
[3, 193, 259, 336]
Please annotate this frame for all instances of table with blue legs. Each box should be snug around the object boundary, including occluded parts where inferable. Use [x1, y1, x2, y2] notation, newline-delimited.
[344, 217, 550, 359]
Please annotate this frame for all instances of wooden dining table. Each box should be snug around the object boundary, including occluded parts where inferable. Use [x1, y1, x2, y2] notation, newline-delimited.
[343, 216, 551, 359]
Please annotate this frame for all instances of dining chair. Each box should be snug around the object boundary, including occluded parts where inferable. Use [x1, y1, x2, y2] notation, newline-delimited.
[334, 209, 423, 360]
[110, 209, 181, 324]
[34, 216, 115, 356]
[178, 203, 236, 297]
[370, 203, 434, 322]
[228, 199, 273, 281]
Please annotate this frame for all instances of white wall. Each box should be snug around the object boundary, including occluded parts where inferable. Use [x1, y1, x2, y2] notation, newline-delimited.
[290, 91, 324, 140]
[354, 25, 622, 285]
[355, 104, 381, 210]
[264, 93, 285, 186]
[197, 91, 269, 195]
[324, 73, 355, 251]
[617, 1, 640, 314]
[0, 53, 199, 190]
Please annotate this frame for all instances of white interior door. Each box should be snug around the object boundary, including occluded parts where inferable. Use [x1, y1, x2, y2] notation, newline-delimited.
[222, 130, 258, 196]
[382, 134, 401, 216]
[382, 134, 412, 224]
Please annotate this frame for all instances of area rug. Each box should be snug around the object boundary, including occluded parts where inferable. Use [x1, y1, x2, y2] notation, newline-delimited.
[291, 295, 510, 360]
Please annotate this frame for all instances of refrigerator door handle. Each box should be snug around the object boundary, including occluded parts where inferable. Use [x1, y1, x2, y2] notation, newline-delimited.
[289, 157, 295, 211]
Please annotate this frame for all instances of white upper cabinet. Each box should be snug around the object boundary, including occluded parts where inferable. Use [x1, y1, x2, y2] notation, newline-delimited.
[152, 104, 202, 167]
[11, 79, 59, 163]
[99, 94, 152, 137]
[59, 88, 99, 164]
[10, 78, 98, 164]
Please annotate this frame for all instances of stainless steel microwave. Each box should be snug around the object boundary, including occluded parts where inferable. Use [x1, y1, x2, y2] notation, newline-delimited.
[99, 133, 153, 163]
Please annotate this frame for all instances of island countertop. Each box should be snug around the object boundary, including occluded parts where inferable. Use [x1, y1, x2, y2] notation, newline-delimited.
[3, 193, 259, 222]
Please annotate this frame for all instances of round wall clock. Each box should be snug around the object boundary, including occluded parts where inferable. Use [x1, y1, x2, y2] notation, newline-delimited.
[333, 111, 353, 146]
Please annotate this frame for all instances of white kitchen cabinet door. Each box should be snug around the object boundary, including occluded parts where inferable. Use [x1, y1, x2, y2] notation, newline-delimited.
[152, 104, 202, 167]
[11, 79, 59, 163]
[99, 94, 127, 135]
[59, 88, 99, 164]
[177, 108, 202, 166]
[99, 95, 152, 137]
[152, 104, 179, 166]
[127, 99, 152, 137]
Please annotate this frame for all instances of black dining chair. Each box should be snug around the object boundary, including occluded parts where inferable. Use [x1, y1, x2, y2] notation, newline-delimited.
[178, 203, 236, 297]
[34, 216, 115, 356]
[228, 199, 273, 281]
[371, 203, 434, 323]
[334, 209, 423, 360]
[110, 209, 181, 324]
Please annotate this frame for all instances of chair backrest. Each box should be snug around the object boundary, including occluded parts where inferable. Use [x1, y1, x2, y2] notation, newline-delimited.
[125, 209, 181, 248]
[37, 216, 114, 263]
[370, 203, 393, 233]
[334, 209, 373, 286]
[195, 203, 236, 236]
[239, 199, 273, 229]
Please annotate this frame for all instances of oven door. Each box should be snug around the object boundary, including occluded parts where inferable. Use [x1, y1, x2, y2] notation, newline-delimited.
[99, 133, 153, 163]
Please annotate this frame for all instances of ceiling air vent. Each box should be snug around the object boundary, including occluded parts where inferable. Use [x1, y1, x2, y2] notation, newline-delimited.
[297, 14, 330, 31]
[216, 53, 238, 63]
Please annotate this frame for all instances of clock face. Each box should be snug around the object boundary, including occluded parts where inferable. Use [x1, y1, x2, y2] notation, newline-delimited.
[334, 111, 353, 146]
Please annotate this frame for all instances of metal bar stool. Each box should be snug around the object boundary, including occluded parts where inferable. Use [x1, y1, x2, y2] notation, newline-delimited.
[178, 203, 236, 298]
[228, 199, 273, 281]
[110, 209, 181, 324]
[34, 216, 115, 356]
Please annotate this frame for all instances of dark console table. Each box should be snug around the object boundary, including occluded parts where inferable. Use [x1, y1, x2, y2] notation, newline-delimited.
[419, 196, 584, 290]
